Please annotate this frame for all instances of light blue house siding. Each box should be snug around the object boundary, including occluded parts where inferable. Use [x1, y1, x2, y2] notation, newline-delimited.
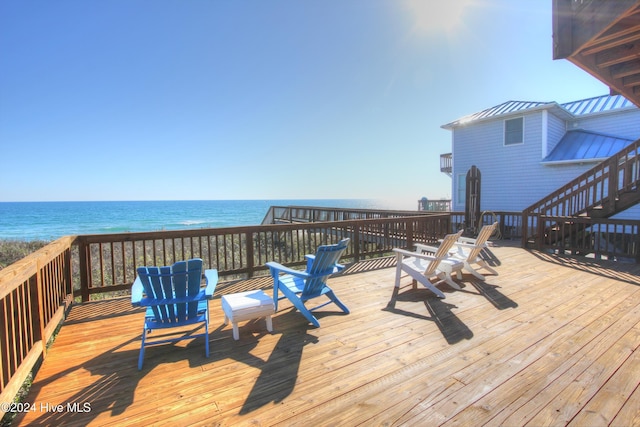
[452, 109, 577, 212]
[546, 112, 566, 154]
[568, 107, 640, 140]
[446, 96, 640, 219]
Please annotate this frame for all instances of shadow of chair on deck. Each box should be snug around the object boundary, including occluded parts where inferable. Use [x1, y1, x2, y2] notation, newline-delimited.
[236, 311, 319, 415]
[383, 285, 473, 345]
[479, 246, 501, 268]
[457, 277, 518, 310]
[17, 313, 318, 425]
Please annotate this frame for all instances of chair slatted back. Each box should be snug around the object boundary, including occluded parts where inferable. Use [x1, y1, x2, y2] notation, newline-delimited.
[424, 230, 463, 275]
[303, 238, 350, 298]
[465, 222, 498, 261]
[137, 258, 203, 325]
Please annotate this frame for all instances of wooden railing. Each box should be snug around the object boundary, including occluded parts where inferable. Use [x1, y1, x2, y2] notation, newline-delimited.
[418, 199, 451, 212]
[537, 216, 640, 262]
[74, 215, 453, 301]
[440, 153, 452, 175]
[523, 139, 640, 246]
[449, 211, 523, 240]
[261, 205, 433, 225]
[0, 236, 74, 411]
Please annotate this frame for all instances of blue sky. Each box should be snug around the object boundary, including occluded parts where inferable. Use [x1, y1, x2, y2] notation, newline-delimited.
[0, 0, 608, 209]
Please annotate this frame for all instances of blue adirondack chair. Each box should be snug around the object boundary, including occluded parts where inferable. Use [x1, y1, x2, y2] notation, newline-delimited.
[266, 238, 350, 327]
[131, 258, 218, 370]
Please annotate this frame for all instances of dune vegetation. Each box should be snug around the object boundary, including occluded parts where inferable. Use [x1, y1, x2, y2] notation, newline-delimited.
[0, 239, 49, 269]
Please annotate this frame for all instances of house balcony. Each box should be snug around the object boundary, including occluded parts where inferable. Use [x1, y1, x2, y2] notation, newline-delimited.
[2, 209, 639, 425]
[440, 152, 452, 176]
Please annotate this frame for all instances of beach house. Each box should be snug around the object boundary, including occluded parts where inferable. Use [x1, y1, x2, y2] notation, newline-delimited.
[440, 93, 640, 220]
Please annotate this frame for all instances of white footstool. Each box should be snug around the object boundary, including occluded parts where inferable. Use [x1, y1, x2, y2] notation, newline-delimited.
[221, 290, 275, 340]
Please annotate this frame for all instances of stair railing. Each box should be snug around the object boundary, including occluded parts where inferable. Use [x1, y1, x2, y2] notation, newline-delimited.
[522, 139, 640, 247]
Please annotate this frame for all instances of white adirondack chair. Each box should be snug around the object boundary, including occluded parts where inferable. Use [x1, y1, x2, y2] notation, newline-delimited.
[450, 221, 499, 280]
[393, 230, 464, 299]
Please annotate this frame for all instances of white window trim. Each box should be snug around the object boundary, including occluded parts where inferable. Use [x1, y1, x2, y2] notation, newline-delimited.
[541, 110, 548, 159]
[504, 116, 524, 146]
[456, 173, 466, 205]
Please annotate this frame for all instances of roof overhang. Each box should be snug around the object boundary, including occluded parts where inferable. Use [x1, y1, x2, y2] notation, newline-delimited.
[553, 0, 640, 107]
[541, 158, 607, 166]
[441, 102, 574, 130]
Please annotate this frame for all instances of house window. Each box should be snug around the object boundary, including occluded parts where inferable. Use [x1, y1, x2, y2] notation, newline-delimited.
[456, 174, 466, 205]
[504, 117, 524, 145]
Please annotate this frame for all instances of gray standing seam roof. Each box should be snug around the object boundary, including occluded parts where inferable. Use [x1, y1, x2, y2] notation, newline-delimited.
[560, 94, 634, 115]
[443, 94, 635, 129]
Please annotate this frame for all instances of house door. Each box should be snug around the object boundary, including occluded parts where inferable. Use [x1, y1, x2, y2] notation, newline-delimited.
[465, 165, 481, 236]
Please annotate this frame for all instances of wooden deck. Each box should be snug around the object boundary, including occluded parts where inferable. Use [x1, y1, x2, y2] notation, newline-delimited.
[12, 243, 640, 426]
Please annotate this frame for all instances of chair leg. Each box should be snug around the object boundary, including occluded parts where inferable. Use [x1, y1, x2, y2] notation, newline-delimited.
[278, 281, 321, 327]
[205, 312, 210, 358]
[298, 306, 321, 328]
[478, 261, 498, 276]
[394, 261, 403, 288]
[266, 315, 273, 332]
[327, 290, 350, 314]
[465, 265, 486, 280]
[138, 327, 147, 371]
[273, 283, 280, 311]
[443, 274, 462, 290]
[418, 278, 447, 299]
[232, 322, 240, 340]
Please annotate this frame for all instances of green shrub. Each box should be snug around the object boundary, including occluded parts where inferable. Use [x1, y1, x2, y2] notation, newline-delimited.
[0, 239, 50, 269]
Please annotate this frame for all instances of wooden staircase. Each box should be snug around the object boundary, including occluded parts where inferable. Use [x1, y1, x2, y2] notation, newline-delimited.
[523, 139, 640, 247]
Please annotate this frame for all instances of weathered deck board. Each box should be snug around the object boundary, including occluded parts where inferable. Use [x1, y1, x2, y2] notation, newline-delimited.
[11, 243, 640, 426]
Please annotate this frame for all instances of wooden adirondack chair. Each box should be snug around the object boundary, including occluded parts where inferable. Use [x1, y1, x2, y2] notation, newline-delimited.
[131, 258, 218, 370]
[450, 221, 499, 280]
[266, 238, 350, 327]
[393, 230, 464, 298]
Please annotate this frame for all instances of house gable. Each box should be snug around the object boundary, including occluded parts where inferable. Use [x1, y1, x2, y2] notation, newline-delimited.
[443, 94, 640, 213]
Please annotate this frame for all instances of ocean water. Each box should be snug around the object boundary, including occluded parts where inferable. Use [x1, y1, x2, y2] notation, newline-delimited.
[0, 199, 392, 241]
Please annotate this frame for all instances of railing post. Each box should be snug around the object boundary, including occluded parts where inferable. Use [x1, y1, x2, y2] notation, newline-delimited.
[522, 212, 529, 248]
[77, 238, 90, 302]
[608, 156, 619, 213]
[246, 231, 255, 278]
[29, 265, 46, 358]
[353, 224, 361, 262]
[407, 220, 414, 249]
[64, 244, 73, 299]
[536, 215, 544, 252]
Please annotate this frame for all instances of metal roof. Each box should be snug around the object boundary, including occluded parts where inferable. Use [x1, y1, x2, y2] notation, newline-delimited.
[559, 94, 634, 116]
[444, 100, 552, 128]
[542, 130, 634, 163]
[442, 94, 636, 129]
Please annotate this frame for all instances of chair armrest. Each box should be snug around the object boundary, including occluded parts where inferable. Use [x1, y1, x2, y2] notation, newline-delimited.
[266, 261, 311, 279]
[453, 242, 482, 250]
[305, 254, 315, 271]
[131, 277, 144, 307]
[414, 243, 439, 253]
[204, 269, 218, 298]
[457, 236, 478, 245]
[393, 248, 438, 262]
